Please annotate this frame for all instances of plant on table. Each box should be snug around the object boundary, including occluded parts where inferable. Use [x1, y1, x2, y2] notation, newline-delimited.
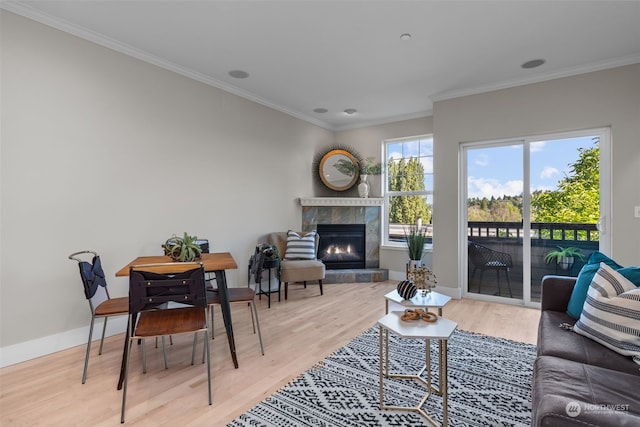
[405, 223, 428, 265]
[257, 243, 280, 261]
[163, 232, 203, 262]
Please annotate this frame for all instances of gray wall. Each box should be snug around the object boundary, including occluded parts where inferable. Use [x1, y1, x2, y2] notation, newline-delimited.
[334, 117, 434, 277]
[2, 10, 638, 365]
[433, 64, 640, 295]
[0, 12, 334, 362]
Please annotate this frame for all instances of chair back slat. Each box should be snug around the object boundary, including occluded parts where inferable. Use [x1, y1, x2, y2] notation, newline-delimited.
[468, 241, 513, 268]
[77, 256, 108, 299]
[467, 241, 486, 266]
[195, 239, 210, 254]
[129, 264, 206, 316]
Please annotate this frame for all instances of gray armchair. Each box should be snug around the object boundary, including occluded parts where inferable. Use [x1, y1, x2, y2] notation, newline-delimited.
[266, 232, 325, 299]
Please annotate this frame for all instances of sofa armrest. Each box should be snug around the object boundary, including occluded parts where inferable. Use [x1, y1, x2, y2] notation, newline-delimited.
[540, 275, 577, 312]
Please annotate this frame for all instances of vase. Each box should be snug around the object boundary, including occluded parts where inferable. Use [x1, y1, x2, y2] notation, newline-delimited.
[358, 174, 369, 198]
[408, 259, 422, 269]
[407, 264, 437, 296]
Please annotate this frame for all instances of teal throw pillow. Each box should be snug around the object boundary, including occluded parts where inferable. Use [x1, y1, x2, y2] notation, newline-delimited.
[618, 266, 640, 286]
[566, 251, 622, 319]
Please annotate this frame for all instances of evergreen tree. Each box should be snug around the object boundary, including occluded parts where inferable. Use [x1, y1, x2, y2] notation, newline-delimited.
[388, 157, 431, 223]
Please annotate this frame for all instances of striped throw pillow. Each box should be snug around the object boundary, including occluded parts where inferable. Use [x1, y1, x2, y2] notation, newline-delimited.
[284, 230, 317, 260]
[573, 262, 640, 363]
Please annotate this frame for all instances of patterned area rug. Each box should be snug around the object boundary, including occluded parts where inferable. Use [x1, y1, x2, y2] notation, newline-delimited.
[229, 327, 536, 426]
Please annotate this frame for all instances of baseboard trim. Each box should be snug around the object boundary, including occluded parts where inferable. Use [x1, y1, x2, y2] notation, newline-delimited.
[0, 316, 127, 368]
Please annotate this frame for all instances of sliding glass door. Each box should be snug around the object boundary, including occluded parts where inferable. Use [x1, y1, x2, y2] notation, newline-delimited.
[465, 142, 524, 300]
[463, 129, 609, 306]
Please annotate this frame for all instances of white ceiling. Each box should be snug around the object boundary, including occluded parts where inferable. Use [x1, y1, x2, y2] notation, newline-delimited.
[3, 1, 640, 130]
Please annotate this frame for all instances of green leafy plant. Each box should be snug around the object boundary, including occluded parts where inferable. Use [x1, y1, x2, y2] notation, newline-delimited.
[333, 158, 358, 176]
[544, 246, 585, 264]
[163, 232, 203, 262]
[405, 223, 428, 261]
[257, 243, 280, 261]
[360, 157, 382, 175]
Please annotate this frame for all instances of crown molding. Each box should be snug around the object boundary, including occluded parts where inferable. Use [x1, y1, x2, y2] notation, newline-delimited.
[430, 54, 640, 103]
[1, 1, 333, 130]
[332, 110, 433, 132]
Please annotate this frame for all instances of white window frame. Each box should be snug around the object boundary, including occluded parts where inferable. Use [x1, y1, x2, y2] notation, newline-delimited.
[458, 127, 611, 307]
[383, 134, 434, 248]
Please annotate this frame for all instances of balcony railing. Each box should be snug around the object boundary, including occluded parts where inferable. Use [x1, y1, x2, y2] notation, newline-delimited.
[466, 221, 599, 302]
[467, 221, 599, 242]
[389, 221, 598, 301]
[390, 221, 598, 244]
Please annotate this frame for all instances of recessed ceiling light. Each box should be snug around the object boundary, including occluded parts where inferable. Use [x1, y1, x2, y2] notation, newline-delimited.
[400, 33, 411, 41]
[313, 108, 328, 114]
[228, 69, 249, 78]
[521, 59, 545, 69]
[344, 109, 357, 115]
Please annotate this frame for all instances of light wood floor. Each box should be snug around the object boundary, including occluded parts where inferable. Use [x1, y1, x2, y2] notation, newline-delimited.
[0, 281, 540, 426]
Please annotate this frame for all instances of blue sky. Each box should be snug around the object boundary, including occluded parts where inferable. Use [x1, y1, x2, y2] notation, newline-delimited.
[385, 135, 597, 199]
[467, 136, 597, 199]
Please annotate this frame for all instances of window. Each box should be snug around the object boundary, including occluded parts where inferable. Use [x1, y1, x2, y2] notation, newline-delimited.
[462, 127, 610, 306]
[384, 135, 434, 246]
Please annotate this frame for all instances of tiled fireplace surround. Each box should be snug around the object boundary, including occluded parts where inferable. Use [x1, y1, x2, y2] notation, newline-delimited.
[300, 197, 389, 283]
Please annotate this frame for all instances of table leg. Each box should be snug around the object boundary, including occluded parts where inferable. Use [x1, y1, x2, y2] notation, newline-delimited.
[379, 325, 384, 409]
[215, 269, 238, 369]
[117, 315, 133, 390]
[425, 338, 431, 387]
[441, 339, 448, 427]
[266, 267, 272, 308]
[384, 301, 390, 376]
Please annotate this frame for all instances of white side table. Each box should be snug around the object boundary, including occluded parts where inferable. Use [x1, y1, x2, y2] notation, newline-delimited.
[384, 290, 452, 316]
[378, 312, 457, 427]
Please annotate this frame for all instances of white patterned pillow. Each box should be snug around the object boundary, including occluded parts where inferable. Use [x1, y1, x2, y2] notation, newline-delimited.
[573, 262, 640, 363]
[284, 230, 317, 260]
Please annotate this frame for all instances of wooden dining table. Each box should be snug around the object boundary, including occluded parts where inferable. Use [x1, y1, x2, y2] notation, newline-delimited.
[114, 252, 239, 389]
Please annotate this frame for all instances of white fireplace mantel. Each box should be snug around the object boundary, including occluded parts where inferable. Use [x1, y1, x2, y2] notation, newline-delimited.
[299, 197, 384, 207]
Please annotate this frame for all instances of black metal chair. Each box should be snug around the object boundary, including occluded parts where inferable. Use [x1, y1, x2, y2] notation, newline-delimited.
[121, 263, 211, 423]
[468, 241, 513, 297]
[194, 239, 216, 288]
[69, 250, 129, 384]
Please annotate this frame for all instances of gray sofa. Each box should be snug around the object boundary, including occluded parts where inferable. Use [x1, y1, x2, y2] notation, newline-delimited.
[532, 275, 640, 426]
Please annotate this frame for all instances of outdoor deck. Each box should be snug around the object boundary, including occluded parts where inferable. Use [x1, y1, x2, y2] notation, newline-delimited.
[391, 221, 598, 302]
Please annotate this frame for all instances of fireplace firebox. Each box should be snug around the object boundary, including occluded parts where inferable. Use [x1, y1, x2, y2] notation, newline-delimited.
[317, 224, 366, 270]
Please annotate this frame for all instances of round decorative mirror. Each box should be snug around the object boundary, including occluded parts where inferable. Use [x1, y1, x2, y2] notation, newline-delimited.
[319, 149, 360, 191]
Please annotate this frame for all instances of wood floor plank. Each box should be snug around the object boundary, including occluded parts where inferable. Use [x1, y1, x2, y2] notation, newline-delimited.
[0, 281, 540, 426]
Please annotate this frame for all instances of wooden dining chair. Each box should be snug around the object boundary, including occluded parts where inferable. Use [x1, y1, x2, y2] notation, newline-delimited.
[69, 250, 129, 384]
[207, 287, 264, 355]
[121, 262, 211, 423]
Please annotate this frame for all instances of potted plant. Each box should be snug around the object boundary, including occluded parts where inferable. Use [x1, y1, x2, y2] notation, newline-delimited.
[405, 223, 428, 268]
[259, 243, 280, 261]
[544, 246, 585, 270]
[360, 157, 382, 175]
[163, 232, 203, 262]
[359, 157, 382, 197]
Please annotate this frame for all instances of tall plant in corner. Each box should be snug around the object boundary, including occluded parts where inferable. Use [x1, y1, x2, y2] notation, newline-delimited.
[405, 223, 427, 267]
